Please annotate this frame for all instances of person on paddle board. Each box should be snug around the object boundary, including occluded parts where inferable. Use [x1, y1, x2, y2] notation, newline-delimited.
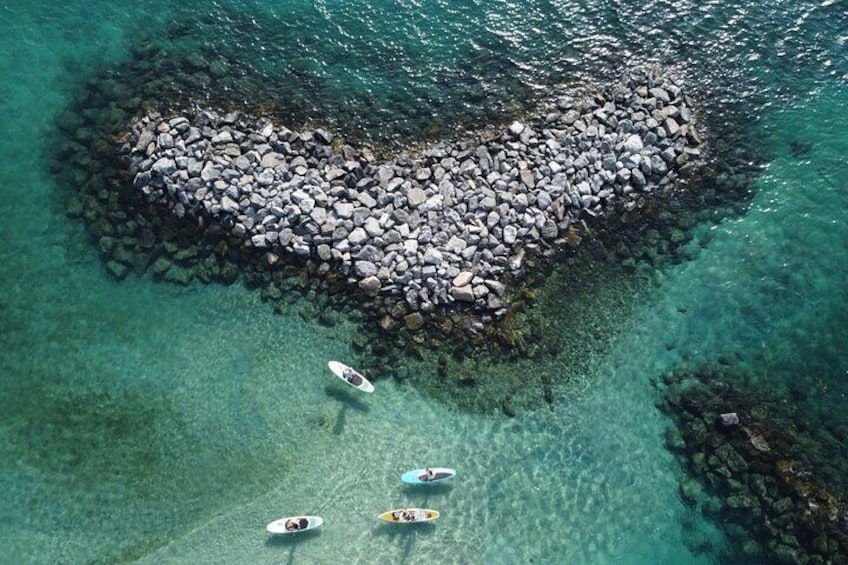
[342, 367, 363, 386]
[285, 518, 307, 531]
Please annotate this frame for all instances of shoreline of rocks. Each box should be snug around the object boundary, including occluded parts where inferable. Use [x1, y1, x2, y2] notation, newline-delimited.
[127, 67, 703, 317]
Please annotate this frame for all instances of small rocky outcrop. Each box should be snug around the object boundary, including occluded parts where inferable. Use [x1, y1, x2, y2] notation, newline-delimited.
[657, 364, 848, 564]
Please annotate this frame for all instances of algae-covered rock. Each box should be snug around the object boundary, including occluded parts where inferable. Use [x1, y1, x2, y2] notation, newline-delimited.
[404, 312, 424, 331]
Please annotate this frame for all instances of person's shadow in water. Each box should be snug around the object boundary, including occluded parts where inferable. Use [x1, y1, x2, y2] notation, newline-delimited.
[265, 530, 322, 565]
[324, 385, 369, 435]
[401, 483, 454, 500]
[371, 521, 437, 562]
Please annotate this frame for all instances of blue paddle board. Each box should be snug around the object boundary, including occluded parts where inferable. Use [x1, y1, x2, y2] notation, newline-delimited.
[401, 467, 456, 485]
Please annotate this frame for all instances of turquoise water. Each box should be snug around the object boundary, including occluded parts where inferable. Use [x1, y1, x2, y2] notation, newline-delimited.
[1, 1, 847, 563]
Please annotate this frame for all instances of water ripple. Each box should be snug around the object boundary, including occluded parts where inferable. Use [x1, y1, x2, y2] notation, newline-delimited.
[143, 0, 844, 143]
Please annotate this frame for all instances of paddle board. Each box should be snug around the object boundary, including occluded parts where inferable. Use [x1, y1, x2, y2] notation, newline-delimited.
[401, 467, 457, 485]
[266, 515, 323, 534]
[328, 360, 374, 393]
[378, 508, 440, 523]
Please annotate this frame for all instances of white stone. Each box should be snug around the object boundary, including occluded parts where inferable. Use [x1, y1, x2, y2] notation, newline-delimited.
[508, 121, 525, 136]
[451, 284, 475, 302]
[452, 271, 473, 287]
[333, 202, 354, 218]
[423, 247, 442, 265]
[624, 134, 643, 153]
[221, 196, 239, 213]
[407, 187, 427, 207]
[364, 217, 383, 237]
[348, 227, 368, 246]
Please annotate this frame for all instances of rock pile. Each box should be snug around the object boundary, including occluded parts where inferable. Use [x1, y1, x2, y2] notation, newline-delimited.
[659, 365, 848, 563]
[127, 67, 703, 315]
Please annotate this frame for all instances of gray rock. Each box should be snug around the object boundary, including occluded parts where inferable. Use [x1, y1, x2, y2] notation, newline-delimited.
[151, 157, 177, 176]
[310, 207, 328, 224]
[313, 128, 333, 144]
[200, 162, 221, 181]
[333, 202, 354, 218]
[187, 158, 204, 176]
[364, 217, 383, 237]
[133, 171, 151, 189]
[211, 130, 233, 144]
[623, 134, 643, 153]
[407, 187, 427, 207]
[622, 153, 642, 169]
[134, 130, 155, 152]
[650, 154, 669, 176]
[423, 248, 443, 265]
[573, 154, 589, 169]
[358, 275, 381, 296]
[355, 245, 381, 263]
[128, 70, 700, 316]
[719, 413, 740, 428]
[184, 127, 203, 145]
[325, 166, 346, 181]
[278, 229, 294, 246]
[358, 191, 377, 208]
[317, 244, 332, 261]
[649, 87, 670, 103]
[485, 279, 506, 296]
[453, 271, 473, 287]
[661, 147, 677, 164]
[348, 227, 369, 246]
[376, 165, 394, 185]
[354, 260, 378, 277]
[298, 196, 315, 214]
[156, 132, 174, 149]
[664, 117, 680, 136]
[452, 284, 475, 302]
[293, 240, 311, 257]
[221, 196, 240, 213]
[541, 220, 558, 239]
[445, 235, 467, 253]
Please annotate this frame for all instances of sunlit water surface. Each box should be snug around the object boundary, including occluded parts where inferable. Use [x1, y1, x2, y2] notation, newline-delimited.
[1, 1, 846, 563]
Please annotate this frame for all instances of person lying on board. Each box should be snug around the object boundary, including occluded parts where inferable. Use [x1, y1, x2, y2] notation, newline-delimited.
[285, 518, 308, 531]
[392, 510, 417, 522]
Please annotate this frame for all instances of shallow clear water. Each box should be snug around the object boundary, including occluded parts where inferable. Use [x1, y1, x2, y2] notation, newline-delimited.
[1, 1, 846, 563]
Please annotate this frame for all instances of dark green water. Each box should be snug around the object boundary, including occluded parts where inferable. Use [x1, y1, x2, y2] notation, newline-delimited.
[1, 1, 846, 563]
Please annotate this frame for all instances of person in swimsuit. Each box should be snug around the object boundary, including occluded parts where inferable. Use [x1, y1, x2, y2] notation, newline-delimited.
[393, 509, 416, 522]
[285, 518, 305, 531]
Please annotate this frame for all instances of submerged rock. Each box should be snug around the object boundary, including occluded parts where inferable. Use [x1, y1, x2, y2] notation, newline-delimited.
[719, 412, 740, 428]
[658, 363, 848, 564]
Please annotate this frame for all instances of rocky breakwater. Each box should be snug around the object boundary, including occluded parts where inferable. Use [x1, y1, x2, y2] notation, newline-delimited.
[127, 67, 703, 319]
